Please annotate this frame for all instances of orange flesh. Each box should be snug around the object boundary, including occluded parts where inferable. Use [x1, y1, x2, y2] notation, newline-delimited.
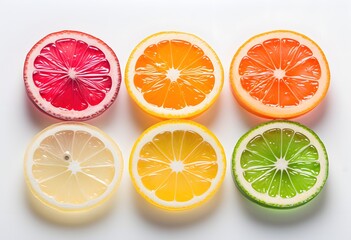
[239, 38, 321, 107]
[134, 40, 215, 110]
[137, 130, 218, 202]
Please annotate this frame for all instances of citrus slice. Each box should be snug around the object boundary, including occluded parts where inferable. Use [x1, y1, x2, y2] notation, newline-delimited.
[24, 122, 123, 212]
[129, 120, 226, 210]
[125, 31, 224, 119]
[232, 120, 328, 208]
[230, 30, 330, 118]
[24, 30, 121, 120]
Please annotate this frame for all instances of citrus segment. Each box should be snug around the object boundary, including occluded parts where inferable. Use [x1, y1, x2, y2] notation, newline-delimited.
[24, 122, 123, 212]
[130, 120, 226, 210]
[232, 121, 328, 208]
[126, 32, 223, 118]
[230, 30, 330, 118]
[239, 39, 321, 107]
[24, 30, 121, 120]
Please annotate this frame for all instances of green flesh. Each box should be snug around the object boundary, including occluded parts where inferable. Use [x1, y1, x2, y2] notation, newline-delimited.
[241, 128, 320, 199]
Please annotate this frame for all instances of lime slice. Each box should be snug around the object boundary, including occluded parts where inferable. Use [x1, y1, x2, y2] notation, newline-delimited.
[232, 120, 328, 208]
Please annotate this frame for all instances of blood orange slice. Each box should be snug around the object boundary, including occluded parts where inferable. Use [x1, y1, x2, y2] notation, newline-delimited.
[24, 30, 121, 120]
[230, 30, 330, 119]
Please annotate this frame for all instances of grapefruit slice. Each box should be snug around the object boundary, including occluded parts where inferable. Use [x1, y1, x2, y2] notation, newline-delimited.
[230, 30, 330, 118]
[125, 31, 224, 119]
[129, 120, 226, 210]
[24, 122, 123, 212]
[232, 120, 328, 208]
[24, 30, 121, 120]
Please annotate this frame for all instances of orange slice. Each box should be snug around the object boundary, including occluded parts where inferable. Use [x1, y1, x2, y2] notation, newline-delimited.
[125, 32, 224, 119]
[230, 30, 330, 118]
[129, 120, 226, 210]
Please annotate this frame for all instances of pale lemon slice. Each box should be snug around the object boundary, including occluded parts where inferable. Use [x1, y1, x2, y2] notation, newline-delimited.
[24, 122, 123, 212]
[129, 120, 226, 210]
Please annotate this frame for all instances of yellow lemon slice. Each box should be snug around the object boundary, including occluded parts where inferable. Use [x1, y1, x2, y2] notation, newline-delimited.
[129, 120, 226, 210]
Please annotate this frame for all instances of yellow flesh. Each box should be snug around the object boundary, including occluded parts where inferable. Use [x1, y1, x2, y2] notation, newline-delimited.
[137, 130, 218, 202]
[32, 130, 115, 205]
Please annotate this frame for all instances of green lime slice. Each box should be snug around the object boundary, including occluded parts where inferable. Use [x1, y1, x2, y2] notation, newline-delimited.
[232, 120, 328, 208]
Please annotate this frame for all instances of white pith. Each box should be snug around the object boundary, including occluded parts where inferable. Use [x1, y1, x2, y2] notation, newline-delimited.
[230, 31, 329, 118]
[126, 32, 223, 118]
[24, 123, 123, 211]
[234, 121, 328, 206]
[166, 68, 181, 82]
[67, 68, 78, 79]
[170, 160, 184, 173]
[130, 121, 226, 209]
[68, 160, 81, 174]
[275, 158, 288, 170]
[273, 69, 285, 79]
[24, 31, 121, 120]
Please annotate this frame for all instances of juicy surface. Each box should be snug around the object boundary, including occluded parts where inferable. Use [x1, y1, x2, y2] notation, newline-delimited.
[239, 38, 321, 107]
[240, 128, 320, 198]
[134, 39, 215, 110]
[137, 130, 218, 202]
[33, 38, 112, 111]
[32, 130, 115, 204]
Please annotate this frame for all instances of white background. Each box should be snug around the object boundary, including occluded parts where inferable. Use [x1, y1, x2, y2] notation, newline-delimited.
[0, 0, 349, 239]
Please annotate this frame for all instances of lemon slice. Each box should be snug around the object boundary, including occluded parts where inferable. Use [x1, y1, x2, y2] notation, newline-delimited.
[24, 122, 123, 212]
[129, 120, 226, 211]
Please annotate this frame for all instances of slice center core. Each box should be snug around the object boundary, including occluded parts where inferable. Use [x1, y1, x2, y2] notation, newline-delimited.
[170, 160, 184, 173]
[68, 68, 77, 80]
[273, 69, 285, 79]
[166, 68, 180, 82]
[68, 160, 81, 174]
[275, 158, 288, 170]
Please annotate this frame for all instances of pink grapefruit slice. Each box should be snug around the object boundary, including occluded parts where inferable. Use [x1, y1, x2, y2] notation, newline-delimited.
[24, 30, 121, 120]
